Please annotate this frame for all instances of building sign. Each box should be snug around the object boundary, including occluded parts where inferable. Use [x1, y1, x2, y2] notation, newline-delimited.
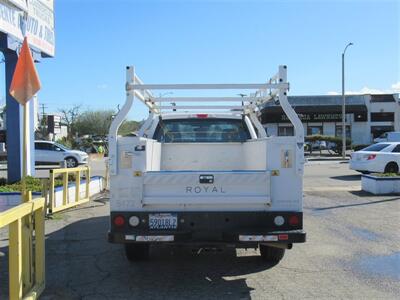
[0, 0, 55, 56]
[281, 113, 343, 122]
[263, 111, 367, 123]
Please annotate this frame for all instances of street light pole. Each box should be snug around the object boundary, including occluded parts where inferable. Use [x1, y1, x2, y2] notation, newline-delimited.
[342, 42, 353, 159]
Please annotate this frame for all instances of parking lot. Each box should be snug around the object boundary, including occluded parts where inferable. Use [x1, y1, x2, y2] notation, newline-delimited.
[1, 162, 399, 299]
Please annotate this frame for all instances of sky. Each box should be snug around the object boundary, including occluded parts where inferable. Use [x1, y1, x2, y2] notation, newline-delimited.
[2, 0, 399, 121]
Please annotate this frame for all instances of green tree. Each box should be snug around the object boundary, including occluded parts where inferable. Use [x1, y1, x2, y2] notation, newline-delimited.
[118, 120, 141, 136]
[74, 110, 114, 136]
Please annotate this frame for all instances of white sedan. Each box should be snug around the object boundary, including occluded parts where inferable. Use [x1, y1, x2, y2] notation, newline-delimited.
[35, 141, 89, 168]
[349, 142, 400, 174]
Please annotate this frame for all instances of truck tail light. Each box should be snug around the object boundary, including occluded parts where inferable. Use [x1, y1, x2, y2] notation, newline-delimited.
[196, 114, 208, 118]
[367, 154, 376, 160]
[113, 215, 125, 227]
[289, 215, 299, 226]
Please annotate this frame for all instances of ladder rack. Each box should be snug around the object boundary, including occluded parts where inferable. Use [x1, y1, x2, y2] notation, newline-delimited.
[108, 65, 305, 176]
[128, 68, 286, 114]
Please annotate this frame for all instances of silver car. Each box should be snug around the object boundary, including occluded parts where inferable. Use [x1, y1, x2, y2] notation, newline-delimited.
[35, 141, 88, 168]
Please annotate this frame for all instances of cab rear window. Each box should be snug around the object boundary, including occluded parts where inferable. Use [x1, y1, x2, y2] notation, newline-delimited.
[153, 118, 251, 143]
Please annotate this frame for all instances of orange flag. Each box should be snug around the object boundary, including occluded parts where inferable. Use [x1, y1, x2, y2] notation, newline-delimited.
[9, 37, 41, 105]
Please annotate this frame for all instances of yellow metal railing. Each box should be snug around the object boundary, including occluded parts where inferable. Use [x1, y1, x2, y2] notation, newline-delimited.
[0, 193, 46, 300]
[48, 166, 91, 214]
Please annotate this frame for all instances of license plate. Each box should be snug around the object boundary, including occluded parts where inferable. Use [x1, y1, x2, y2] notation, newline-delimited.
[149, 213, 177, 230]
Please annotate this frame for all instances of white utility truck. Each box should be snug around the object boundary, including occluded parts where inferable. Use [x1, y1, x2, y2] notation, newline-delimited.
[108, 65, 306, 262]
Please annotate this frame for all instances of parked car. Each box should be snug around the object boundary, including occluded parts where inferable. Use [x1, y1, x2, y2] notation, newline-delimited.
[374, 131, 400, 143]
[35, 141, 88, 168]
[349, 142, 400, 174]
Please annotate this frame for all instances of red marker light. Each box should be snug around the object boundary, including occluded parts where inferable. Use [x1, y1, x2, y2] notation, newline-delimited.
[196, 114, 208, 118]
[367, 154, 376, 160]
[114, 215, 125, 227]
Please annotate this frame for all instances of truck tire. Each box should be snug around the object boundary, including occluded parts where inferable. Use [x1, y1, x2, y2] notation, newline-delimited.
[384, 162, 399, 174]
[125, 244, 149, 261]
[259, 244, 285, 262]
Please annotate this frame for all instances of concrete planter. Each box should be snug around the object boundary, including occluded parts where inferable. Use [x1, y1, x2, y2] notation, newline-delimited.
[0, 176, 104, 212]
[361, 174, 400, 195]
[0, 191, 42, 211]
[51, 176, 104, 209]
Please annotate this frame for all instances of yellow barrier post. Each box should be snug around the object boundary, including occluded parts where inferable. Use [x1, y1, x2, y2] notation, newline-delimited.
[75, 169, 81, 203]
[9, 218, 23, 299]
[85, 167, 90, 200]
[33, 202, 45, 295]
[49, 171, 55, 214]
[21, 192, 33, 295]
[62, 171, 68, 207]
[0, 196, 46, 299]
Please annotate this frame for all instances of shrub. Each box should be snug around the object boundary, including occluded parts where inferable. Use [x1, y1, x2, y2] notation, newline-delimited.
[305, 135, 351, 145]
[371, 173, 400, 177]
[55, 173, 79, 182]
[304, 135, 351, 153]
[0, 176, 63, 192]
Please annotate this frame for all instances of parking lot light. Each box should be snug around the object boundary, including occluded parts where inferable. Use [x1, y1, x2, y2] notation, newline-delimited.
[342, 42, 354, 159]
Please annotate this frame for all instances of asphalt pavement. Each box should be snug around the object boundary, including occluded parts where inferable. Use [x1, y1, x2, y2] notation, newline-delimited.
[0, 162, 399, 299]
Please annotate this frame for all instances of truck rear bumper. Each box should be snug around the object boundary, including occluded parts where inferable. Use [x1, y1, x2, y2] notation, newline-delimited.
[108, 229, 306, 246]
[108, 211, 306, 246]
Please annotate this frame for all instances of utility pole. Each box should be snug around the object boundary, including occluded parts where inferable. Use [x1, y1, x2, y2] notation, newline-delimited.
[40, 103, 48, 137]
[342, 42, 353, 159]
[40, 103, 47, 117]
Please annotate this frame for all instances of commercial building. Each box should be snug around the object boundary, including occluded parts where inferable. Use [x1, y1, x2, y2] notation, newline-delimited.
[261, 94, 400, 145]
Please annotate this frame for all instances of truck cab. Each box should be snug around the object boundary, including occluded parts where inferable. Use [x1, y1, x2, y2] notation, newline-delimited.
[108, 66, 306, 263]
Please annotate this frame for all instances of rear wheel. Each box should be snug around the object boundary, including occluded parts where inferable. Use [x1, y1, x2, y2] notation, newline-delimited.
[125, 243, 149, 261]
[384, 162, 399, 174]
[259, 244, 285, 262]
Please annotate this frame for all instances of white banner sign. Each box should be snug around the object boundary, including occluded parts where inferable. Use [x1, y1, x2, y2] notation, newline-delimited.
[0, 0, 55, 56]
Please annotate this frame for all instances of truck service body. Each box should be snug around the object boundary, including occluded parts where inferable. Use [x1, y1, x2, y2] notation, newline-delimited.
[108, 66, 306, 262]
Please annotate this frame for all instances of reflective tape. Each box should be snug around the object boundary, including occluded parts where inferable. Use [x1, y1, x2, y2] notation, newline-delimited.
[239, 235, 278, 242]
[133, 235, 174, 242]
